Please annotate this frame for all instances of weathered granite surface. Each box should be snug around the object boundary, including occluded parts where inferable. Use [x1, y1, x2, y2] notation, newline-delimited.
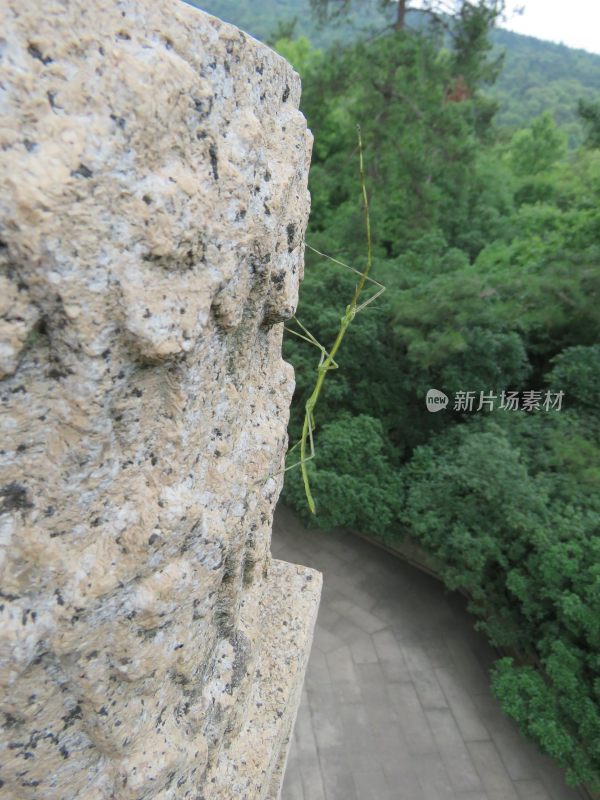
[0, 0, 321, 797]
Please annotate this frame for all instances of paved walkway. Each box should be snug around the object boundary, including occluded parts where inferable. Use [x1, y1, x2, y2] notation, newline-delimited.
[272, 505, 583, 800]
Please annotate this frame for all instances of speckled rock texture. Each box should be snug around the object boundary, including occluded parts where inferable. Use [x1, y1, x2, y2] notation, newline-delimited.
[0, 0, 321, 797]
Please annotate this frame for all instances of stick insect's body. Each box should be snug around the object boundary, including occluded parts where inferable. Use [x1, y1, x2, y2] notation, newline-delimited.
[284, 127, 385, 513]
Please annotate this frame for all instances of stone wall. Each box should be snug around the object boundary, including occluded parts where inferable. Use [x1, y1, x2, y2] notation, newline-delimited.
[0, 1, 321, 797]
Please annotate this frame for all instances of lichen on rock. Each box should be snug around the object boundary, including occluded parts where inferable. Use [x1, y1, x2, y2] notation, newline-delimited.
[0, 1, 321, 797]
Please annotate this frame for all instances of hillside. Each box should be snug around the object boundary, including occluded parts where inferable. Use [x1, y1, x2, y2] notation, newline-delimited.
[187, 0, 600, 143]
[490, 28, 600, 144]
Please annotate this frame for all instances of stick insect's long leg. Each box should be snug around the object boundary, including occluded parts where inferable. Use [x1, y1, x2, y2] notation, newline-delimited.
[261, 128, 382, 511]
[304, 243, 386, 314]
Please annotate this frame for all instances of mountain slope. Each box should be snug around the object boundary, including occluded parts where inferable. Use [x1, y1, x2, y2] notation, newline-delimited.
[490, 28, 600, 143]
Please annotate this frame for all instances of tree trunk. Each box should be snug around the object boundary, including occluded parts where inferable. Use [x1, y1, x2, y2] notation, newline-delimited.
[395, 0, 407, 30]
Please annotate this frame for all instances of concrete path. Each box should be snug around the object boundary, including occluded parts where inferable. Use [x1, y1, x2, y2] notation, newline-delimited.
[272, 505, 583, 800]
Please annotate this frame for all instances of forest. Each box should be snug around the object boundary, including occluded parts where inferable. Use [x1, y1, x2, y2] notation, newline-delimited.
[196, 0, 600, 789]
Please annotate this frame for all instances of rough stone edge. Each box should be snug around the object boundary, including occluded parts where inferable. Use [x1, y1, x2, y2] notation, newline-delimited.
[264, 561, 321, 800]
[209, 559, 322, 798]
[178, 0, 304, 89]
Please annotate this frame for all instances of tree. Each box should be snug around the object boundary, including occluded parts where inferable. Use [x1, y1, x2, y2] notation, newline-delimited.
[508, 112, 567, 176]
[283, 414, 403, 535]
[548, 345, 600, 408]
[266, 16, 299, 46]
[451, 0, 505, 89]
[578, 98, 600, 149]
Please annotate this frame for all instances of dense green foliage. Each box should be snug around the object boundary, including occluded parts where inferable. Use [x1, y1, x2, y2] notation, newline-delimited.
[190, 0, 600, 787]
[490, 29, 600, 145]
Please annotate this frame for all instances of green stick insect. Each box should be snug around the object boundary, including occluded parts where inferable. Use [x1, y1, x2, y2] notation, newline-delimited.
[284, 125, 385, 514]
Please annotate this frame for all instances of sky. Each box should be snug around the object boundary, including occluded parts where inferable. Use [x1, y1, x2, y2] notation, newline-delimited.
[501, 0, 600, 55]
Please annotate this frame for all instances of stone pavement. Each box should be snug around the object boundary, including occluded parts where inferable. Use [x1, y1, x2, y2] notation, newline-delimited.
[272, 505, 583, 800]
